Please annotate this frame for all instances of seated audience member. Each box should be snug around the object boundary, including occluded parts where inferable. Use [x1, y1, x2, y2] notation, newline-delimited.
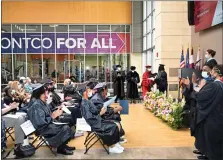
[24, 77, 33, 94]
[90, 82, 123, 122]
[27, 84, 75, 155]
[204, 49, 218, 68]
[62, 79, 79, 100]
[81, 99, 125, 153]
[45, 80, 82, 126]
[82, 81, 98, 100]
[1, 101, 28, 146]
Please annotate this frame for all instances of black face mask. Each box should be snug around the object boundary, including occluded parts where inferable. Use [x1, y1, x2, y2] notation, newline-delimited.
[48, 87, 55, 92]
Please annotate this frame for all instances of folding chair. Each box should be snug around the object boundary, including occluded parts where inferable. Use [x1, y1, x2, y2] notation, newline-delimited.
[32, 133, 57, 156]
[5, 127, 15, 141]
[84, 131, 109, 154]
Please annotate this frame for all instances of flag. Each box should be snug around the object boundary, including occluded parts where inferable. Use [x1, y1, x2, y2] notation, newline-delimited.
[195, 47, 201, 70]
[185, 47, 190, 68]
[180, 48, 185, 68]
[189, 47, 195, 68]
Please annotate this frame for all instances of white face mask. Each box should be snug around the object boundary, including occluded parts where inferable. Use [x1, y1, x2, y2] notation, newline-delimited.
[87, 91, 93, 98]
[132, 70, 135, 73]
[117, 67, 121, 71]
[202, 71, 209, 78]
[205, 54, 210, 59]
[11, 90, 16, 95]
[147, 69, 152, 72]
[107, 92, 110, 97]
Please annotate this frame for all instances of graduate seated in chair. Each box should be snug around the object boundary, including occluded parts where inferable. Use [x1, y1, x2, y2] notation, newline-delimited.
[62, 79, 80, 101]
[27, 84, 75, 155]
[90, 82, 123, 122]
[81, 99, 125, 154]
[90, 82, 126, 143]
[82, 81, 98, 100]
[44, 80, 82, 127]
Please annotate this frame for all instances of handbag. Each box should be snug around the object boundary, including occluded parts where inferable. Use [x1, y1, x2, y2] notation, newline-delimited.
[14, 143, 36, 158]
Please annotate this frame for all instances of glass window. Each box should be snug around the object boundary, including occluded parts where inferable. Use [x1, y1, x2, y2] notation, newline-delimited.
[15, 54, 26, 78]
[147, 16, 152, 31]
[69, 25, 84, 32]
[147, 1, 151, 15]
[85, 25, 97, 32]
[42, 25, 55, 32]
[143, 21, 147, 35]
[98, 25, 110, 32]
[152, 11, 155, 29]
[56, 25, 68, 32]
[2, 24, 11, 33]
[152, 31, 155, 47]
[111, 25, 125, 32]
[143, 1, 147, 20]
[126, 25, 130, 32]
[152, 1, 156, 10]
[143, 36, 147, 50]
[12, 24, 25, 33]
[147, 33, 151, 48]
[26, 25, 41, 32]
[85, 54, 97, 81]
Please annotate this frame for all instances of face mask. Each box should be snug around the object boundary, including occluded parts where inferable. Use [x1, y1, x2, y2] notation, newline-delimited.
[148, 69, 152, 72]
[132, 70, 135, 73]
[107, 92, 110, 97]
[117, 67, 121, 71]
[205, 54, 210, 59]
[202, 71, 208, 78]
[11, 90, 16, 95]
[87, 91, 93, 98]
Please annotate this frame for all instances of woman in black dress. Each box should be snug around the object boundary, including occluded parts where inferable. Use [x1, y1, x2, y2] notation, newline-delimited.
[204, 49, 218, 68]
[155, 64, 168, 93]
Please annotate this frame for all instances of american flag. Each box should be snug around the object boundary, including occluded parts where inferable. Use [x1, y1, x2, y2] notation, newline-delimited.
[189, 47, 195, 68]
[180, 48, 185, 68]
[185, 47, 190, 68]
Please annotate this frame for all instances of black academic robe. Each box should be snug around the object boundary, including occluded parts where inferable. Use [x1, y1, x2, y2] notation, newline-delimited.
[62, 85, 77, 99]
[81, 99, 123, 146]
[27, 99, 73, 148]
[112, 71, 125, 100]
[193, 81, 223, 160]
[91, 93, 121, 122]
[156, 71, 168, 93]
[48, 92, 82, 126]
[126, 71, 140, 99]
[204, 59, 218, 69]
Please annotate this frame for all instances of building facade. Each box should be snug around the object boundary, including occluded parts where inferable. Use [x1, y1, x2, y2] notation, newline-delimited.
[1, 1, 132, 88]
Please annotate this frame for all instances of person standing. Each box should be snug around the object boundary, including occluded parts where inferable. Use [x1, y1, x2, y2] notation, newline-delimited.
[204, 49, 218, 68]
[141, 65, 154, 97]
[155, 64, 168, 93]
[126, 66, 140, 103]
[112, 65, 125, 103]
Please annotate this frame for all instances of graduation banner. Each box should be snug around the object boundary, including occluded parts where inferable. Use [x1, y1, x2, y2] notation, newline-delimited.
[1, 32, 130, 54]
[194, 1, 223, 32]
